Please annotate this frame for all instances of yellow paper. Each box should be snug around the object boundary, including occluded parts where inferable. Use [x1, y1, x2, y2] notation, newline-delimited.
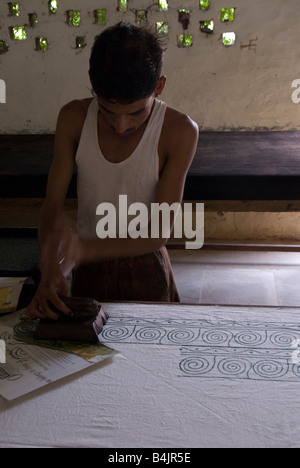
[0, 278, 28, 314]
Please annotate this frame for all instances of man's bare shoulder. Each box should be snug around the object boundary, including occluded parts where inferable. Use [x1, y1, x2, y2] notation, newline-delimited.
[164, 106, 198, 139]
[162, 105, 199, 154]
[59, 97, 93, 119]
[56, 98, 93, 140]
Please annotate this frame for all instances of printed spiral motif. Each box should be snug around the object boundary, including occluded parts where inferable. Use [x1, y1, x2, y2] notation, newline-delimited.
[179, 357, 213, 375]
[10, 346, 28, 362]
[234, 330, 265, 346]
[99, 318, 300, 383]
[202, 329, 230, 345]
[270, 332, 299, 348]
[252, 360, 287, 379]
[13, 318, 37, 341]
[135, 327, 164, 342]
[218, 358, 248, 376]
[0, 330, 11, 341]
[292, 364, 300, 378]
[101, 326, 132, 341]
[167, 328, 196, 344]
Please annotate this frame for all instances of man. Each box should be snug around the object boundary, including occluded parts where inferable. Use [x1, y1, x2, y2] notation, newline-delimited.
[26, 22, 199, 320]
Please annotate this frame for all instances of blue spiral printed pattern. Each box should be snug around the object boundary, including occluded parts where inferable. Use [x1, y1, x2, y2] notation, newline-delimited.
[101, 317, 300, 382]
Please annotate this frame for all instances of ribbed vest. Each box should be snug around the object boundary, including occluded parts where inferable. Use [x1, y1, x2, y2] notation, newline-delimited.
[75, 97, 167, 238]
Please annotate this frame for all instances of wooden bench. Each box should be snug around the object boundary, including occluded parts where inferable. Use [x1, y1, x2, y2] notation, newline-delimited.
[1, 131, 300, 278]
[1, 131, 300, 210]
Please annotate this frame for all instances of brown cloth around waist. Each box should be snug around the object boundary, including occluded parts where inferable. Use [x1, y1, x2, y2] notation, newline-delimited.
[72, 246, 180, 303]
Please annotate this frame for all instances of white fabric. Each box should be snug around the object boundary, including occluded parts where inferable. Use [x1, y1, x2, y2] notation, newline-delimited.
[75, 98, 166, 238]
[1, 302, 300, 448]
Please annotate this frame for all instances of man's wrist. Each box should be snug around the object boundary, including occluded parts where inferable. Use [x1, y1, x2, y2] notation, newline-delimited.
[40, 260, 61, 278]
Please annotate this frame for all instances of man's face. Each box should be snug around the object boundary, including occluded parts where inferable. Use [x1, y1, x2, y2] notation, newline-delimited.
[97, 95, 156, 136]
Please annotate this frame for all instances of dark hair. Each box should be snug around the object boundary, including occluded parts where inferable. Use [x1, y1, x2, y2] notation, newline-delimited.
[89, 22, 165, 103]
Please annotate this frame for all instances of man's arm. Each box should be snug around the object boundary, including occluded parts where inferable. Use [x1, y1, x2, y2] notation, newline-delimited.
[26, 101, 84, 319]
[77, 112, 199, 264]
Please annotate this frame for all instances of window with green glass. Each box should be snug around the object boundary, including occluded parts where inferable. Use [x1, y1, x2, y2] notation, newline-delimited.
[222, 32, 235, 45]
[159, 0, 168, 11]
[178, 10, 190, 30]
[221, 8, 235, 22]
[49, 0, 58, 14]
[8, 3, 20, 16]
[29, 13, 38, 27]
[156, 22, 168, 35]
[200, 20, 214, 33]
[0, 40, 9, 54]
[10, 26, 27, 40]
[95, 9, 106, 25]
[76, 36, 87, 48]
[118, 0, 127, 13]
[200, 0, 210, 10]
[177, 34, 193, 48]
[67, 10, 81, 27]
[135, 10, 147, 25]
[36, 37, 49, 51]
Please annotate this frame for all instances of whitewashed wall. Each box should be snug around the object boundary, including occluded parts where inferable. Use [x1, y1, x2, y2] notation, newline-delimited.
[0, 0, 300, 134]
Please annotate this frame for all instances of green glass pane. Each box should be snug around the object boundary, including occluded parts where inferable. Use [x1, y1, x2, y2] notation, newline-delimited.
[29, 13, 38, 27]
[0, 40, 9, 54]
[178, 10, 190, 30]
[12, 26, 27, 40]
[37, 37, 49, 50]
[221, 8, 235, 22]
[76, 36, 86, 48]
[200, 0, 210, 10]
[200, 20, 214, 33]
[49, 0, 58, 14]
[222, 32, 235, 45]
[68, 10, 81, 27]
[95, 9, 106, 25]
[159, 0, 168, 11]
[9, 3, 20, 16]
[118, 0, 127, 13]
[136, 10, 147, 24]
[177, 34, 193, 48]
[156, 22, 168, 35]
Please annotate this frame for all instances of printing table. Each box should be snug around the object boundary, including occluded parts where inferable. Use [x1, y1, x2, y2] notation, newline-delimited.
[1, 302, 300, 448]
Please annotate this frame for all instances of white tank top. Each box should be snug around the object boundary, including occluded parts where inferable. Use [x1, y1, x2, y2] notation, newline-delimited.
[75, 97, 167, 239]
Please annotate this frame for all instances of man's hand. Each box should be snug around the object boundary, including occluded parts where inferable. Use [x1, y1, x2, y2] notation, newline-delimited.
[25, 211, 86, 320]
[25, 267, 72, 320]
